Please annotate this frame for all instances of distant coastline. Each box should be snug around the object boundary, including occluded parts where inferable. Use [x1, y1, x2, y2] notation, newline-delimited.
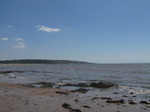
[0, 59, 89, 64]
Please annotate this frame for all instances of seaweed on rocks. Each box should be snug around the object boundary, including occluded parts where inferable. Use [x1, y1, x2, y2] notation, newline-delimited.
[23, 81, 117, 90]
[23, 82, 54, 88]
[36, 82, 54, 88]
[22, 84, 35, 88]
[64, 83, 90, 87]
[90, 81, 117, 88]
[64, 81, 117, 89]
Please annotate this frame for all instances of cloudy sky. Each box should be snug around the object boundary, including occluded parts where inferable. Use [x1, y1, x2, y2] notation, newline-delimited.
[0, 0, 150, 63]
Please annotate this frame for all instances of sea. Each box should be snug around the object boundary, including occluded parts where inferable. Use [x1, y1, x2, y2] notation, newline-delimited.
[0, 63, 150, 94]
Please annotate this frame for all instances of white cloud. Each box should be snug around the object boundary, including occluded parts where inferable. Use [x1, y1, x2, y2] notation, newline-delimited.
[14, 37, 25, 49]
[7, 25, 14, 28]
[36, 25, 60, 32]
[14, 38, 24, 41]
[1, 37, 8, 41]
[14, 42, 25, 49]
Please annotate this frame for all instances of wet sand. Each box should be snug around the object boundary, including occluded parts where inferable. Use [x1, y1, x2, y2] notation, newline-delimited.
[0, 83, 150, 112]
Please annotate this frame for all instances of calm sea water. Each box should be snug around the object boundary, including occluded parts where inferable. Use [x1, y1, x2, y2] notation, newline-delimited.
[0, 64, 150, 94]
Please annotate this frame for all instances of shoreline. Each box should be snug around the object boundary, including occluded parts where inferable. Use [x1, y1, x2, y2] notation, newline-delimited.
[0, 83, 149, 112]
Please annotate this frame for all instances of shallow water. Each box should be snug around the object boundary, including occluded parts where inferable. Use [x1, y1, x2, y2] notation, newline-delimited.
[0, 63, 150, 94]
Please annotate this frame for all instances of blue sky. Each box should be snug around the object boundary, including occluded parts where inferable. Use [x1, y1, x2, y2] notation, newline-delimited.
[0, 0, 150, 63]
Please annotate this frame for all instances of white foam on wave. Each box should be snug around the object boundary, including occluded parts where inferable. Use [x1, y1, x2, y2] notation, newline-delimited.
[8, 73, 16, 78]
[119, 86, 150, 95]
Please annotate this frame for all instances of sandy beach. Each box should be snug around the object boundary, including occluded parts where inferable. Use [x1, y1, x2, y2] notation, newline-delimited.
[0, 83, 149, 112]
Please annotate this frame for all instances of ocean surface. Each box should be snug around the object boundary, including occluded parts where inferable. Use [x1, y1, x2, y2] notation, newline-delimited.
[0, 64, 150, 94]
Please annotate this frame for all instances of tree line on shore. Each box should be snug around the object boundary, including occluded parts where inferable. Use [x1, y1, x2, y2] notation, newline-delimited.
[0, 59, 88, 64]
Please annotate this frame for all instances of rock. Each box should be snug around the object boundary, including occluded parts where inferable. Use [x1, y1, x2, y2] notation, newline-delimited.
[71, 89, 89, 93]
[3, 90, 7, 92]
[0, 71, 13, 74]
[0, 70, 25, 74]
[106, 99, 125, 104]
[23, 82, 54, 88]
[146, 106, 150, 108]
[64, 83, 89, 87]
[65, 81, 117, 89]
[141, 107, 147, 110]
[36, 82, 54, 88]
[22, 84, 35, 88]
[91, 97, 99, 100]
[101, 97, 112, 100]
[77, 83, 89, 87]
[90, 81, 117, 88]
[62, 103, 71, 109]
[82, 105, 91, 109]
[55, 91, 69, 95]
[128, 100, 137, 104]
[62, 103, 82, 112]
[70, 109, 82, 112]
[75, 99, 78, 102]
[113, 92, 119, 94]
[140, 101, 150, 104]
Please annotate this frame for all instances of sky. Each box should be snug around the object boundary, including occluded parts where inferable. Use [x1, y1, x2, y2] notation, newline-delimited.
[0, 0, 150, 63]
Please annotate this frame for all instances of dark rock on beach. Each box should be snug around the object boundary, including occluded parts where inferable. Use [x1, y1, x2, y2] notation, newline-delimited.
[36, 82, 54, 88]
[64, 81, 117, 89]
[90, 81, 117, 88]
[69, 109, 82, 112]
[55, 91, 69, 95]
[128, 100, 137, 105]
[64, 83, 89, 87]
[140, 101, 150, 104]
[23, 82, 54, 88]
[75, 99, 79, 102]
[62, 103, 71, 109]
[146, 106, 150, 108]
[0, 70, 25, 74]
[101, 97, 112, 100]
[71, 89, 89, 93]
[106, 99, 125, 104]
[82, 105, 91, 109]
[0, 71, 14, 74]
[130, 92, 134, 94]
[62, 103, 82, 112]
[91, 97, 99, 100]
[113, 92, 119, 94]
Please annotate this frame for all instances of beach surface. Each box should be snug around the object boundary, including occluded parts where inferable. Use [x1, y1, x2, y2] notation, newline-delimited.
[0, 83, 149, 112]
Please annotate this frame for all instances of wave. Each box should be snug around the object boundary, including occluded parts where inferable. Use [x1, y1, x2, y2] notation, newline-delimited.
[119, 86, 150, 94]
